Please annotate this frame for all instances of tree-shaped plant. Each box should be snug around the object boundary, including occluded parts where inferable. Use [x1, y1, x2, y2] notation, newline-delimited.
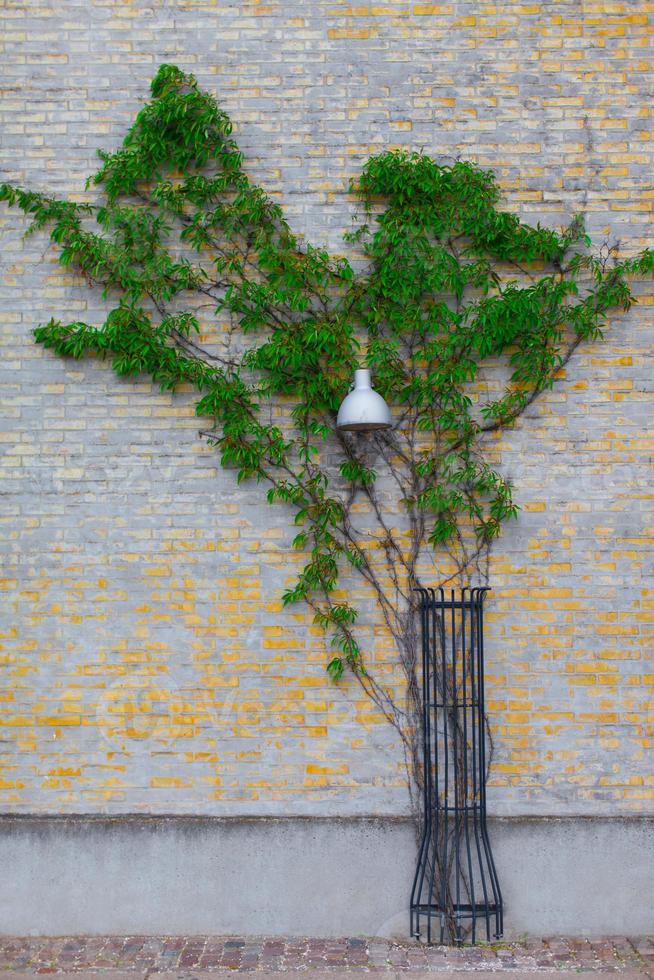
[2, 63, 652, 937]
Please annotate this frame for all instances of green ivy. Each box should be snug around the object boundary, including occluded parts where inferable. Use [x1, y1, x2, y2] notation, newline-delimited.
[2, 63, 652, 682]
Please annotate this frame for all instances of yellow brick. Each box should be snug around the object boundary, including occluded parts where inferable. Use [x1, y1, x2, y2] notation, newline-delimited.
[150, 777, 189, 789]
[306, 764, 349, 775]
[327, 28, 371, 39]
[40, 716, 81, 726]
[413, 3, 452, 12]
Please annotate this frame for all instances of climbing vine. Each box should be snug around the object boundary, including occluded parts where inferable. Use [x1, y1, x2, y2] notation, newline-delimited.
[2, 65, 652, 888]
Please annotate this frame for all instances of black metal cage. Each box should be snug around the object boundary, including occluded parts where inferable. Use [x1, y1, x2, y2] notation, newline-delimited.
[410, 587, 503, 945]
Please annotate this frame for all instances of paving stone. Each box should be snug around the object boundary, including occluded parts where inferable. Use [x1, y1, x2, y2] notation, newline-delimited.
[0, 937, 650, 975]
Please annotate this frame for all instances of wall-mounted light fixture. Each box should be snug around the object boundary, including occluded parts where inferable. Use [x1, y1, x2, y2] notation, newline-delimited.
[336, 368, 392, 432]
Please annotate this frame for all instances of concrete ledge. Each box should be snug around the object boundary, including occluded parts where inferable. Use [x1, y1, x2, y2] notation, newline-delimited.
[0, 815, 652, 937]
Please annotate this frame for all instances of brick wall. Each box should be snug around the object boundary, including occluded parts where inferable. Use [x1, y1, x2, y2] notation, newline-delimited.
[0, 0, 652, 816]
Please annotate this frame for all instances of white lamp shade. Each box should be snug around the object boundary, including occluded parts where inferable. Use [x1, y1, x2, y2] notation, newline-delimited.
[336, 368, 392, 432]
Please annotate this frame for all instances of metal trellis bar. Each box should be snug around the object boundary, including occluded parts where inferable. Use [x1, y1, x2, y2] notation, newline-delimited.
[410, 587, 503, 945]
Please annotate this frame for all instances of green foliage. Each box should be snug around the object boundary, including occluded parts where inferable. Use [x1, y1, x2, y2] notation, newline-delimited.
[2, 64, 653, 679]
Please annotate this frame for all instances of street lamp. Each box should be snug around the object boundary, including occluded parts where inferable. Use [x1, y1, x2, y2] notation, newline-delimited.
[336, 368, 392, 432]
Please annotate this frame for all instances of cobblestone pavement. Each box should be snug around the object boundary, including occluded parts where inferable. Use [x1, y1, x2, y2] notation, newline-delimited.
[0, 937, 652, 976]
